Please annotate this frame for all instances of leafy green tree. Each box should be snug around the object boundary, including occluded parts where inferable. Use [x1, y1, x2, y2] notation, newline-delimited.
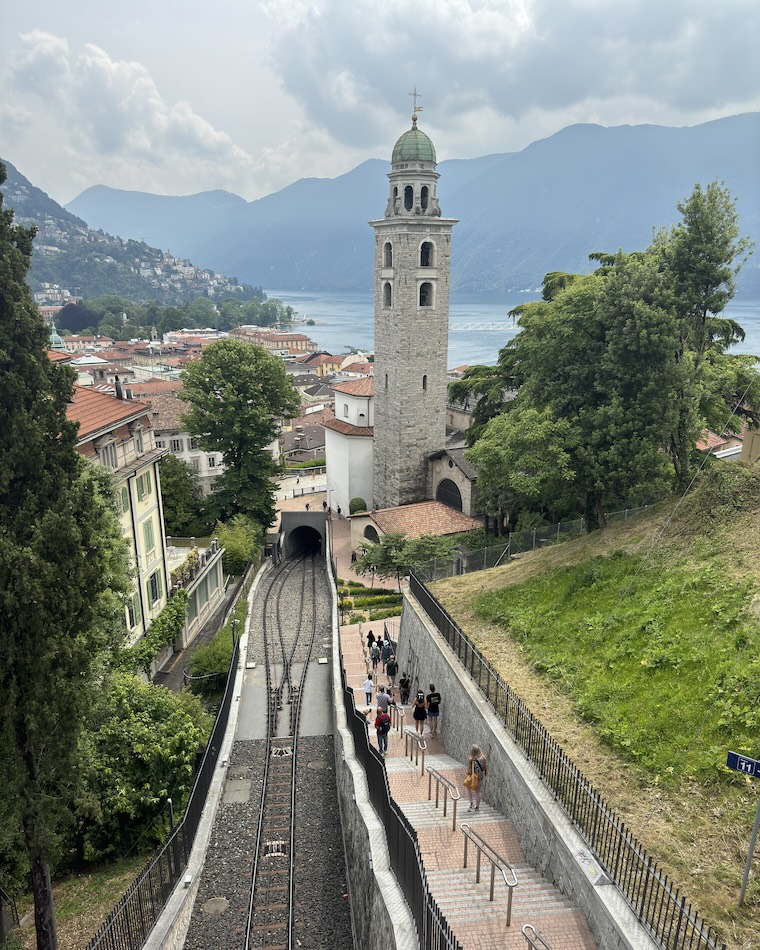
[467, 406, 575, 533]
[0, 162, 131, 949]
[654, 182, 753, 487]
[158, 454, 212, 537]
[354, 533, 458, 588]
[181, 340, 300, 525]
[508, 254, 680, 527]
[76, 672, 210, 861]
[216, 514, 263, 575]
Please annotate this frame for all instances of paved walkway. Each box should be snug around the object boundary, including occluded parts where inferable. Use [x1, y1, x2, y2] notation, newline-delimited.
[340, 621, 597, 950]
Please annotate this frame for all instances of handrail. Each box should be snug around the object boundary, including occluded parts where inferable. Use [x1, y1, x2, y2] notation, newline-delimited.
[460, 822, 518, 927]
[426, 767, 461, 831]
[522, 924, 553, 950]
[390, 703, 405, 732]
[403, 727, 427, 775]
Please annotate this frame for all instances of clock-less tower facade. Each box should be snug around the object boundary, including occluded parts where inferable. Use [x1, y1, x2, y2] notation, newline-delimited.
[371, 114, 458, 509]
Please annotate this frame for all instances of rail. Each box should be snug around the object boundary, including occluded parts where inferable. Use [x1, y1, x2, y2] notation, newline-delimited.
[426, 767, 461, 831]
[403, 727, 427, 775]
[389, 703, 405, 732]
[460, 822, 518, 927]
[522, 924, 553, 950]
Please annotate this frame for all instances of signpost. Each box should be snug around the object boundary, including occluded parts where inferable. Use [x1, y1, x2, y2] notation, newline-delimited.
[726, 751, 760, 905]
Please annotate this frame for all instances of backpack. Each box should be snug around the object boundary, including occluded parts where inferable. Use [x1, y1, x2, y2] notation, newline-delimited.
[377, 714, 390, 735]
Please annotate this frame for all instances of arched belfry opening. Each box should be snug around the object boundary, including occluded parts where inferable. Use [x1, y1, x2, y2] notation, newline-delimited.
[384, 242, 393, 267]
[383, 282, 392, 307]
[420, 241, 433, 267]
[404, 185, 414, 211]
[419, 282, 433, 308]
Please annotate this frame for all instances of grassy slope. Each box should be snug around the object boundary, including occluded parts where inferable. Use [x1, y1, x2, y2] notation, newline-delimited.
[431, 465, 760, 949]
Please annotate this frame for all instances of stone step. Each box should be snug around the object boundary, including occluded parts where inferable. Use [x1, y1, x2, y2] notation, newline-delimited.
[427, 865, 575, 919]
[399, 800, 504, 827]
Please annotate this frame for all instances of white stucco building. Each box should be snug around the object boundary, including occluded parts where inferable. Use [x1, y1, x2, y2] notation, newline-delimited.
[324, 377, 374, 514]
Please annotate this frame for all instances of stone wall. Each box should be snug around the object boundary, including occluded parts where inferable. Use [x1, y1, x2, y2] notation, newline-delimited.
[396, 593, 656, 950]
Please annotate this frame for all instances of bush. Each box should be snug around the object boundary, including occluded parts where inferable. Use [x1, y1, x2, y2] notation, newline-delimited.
[352, 595, 403, 609]
[349, 497, 367, 514]
[188, 600, 247, 697]
[77, 672, 211, 861]
[117, 590, 189, 675]
[348, 612, 367, 624]
[216, 514, 262, 575]
[369, 607, 403, 621]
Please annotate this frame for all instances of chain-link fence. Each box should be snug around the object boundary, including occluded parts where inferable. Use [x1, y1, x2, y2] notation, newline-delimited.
[417, 506, 651, 583]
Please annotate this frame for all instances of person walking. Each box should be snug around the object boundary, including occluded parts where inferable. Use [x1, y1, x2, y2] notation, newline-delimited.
[381, 638, 392, 673]
[399, 672, 411, 705]
[412, 690, 427, 735]
[362, 673, 374, 706]
[386, 654, 399, 689]
[370, 640, 380, 672]
[375, 707, 391, 755]
[366, 629, 376, 650]
[465, 745, 488, 811]
[376, 686, 394, 714]
[426, 684, 441, 736]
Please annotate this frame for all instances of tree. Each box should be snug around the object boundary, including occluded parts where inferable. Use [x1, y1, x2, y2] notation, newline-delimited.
[466, 406, 575, 533]
[76, 672, 210, 861]
[655, 181, 753, 487]
[0, 162, 131, 950]
[216, 515, 263, 575]
[486, 253, 680, 528]
[354, 533, 458, 589]
[181, 340, 300, 526]
[158, 454, 211, 537]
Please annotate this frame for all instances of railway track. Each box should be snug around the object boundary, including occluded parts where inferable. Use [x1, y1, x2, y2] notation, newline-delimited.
[243, 552, 326, 950]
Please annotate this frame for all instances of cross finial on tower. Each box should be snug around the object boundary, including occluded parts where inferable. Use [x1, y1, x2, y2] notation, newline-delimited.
[409, 86, 423, 126]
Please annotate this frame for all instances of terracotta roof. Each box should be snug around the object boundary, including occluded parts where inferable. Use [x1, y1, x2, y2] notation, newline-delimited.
[47, 349, 73, 363]
[323, 418, 373, 437]
[341, 362, 374, 375]
[696, 428, 743, 452]
[147, 393, 192, 430]
[290, 407, 335, 428]
[332, 377, 375, 397]
[67, 385, 151, 442]
[370, 501, 481, 540]
[126, 379, 183, 397]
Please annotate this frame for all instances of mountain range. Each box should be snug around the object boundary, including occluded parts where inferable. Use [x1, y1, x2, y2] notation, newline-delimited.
[0, 160, 261, 304]
[66, 113, 760, 297]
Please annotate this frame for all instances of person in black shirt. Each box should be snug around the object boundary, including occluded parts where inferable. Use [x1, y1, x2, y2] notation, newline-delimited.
[426, 684, 441, 736]
[399, 672, 411, 705]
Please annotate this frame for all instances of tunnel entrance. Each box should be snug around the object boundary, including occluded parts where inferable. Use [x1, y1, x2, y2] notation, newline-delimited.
[287, 525, 323, 557]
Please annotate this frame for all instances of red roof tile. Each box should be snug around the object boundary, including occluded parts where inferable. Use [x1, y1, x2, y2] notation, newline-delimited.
[323, 418, 373, 436]
[332, 377, 375, 397]
[370, 501, 481, 539]
[67, 385, 152, 442]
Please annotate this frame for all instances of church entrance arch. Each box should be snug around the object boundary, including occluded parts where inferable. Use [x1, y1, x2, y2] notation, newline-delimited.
[436, 478, 463, 512]
[363, 525, 380, 544]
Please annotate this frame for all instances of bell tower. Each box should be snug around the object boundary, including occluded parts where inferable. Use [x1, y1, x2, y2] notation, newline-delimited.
[371, 109, 457, 509]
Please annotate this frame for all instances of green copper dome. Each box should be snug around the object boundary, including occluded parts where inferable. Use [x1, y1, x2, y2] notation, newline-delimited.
[392, 121, 436, 163]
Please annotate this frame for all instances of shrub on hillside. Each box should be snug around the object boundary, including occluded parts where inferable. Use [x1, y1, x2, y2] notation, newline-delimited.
[216, 514, 262, 575]
[349, 497, 367, 514]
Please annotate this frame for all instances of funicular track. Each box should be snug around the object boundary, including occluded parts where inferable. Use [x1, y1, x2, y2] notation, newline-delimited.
[243, 553, 322, 950]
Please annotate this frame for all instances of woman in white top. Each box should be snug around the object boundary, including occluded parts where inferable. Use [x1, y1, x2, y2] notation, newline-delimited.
[362, 674, 374, 705]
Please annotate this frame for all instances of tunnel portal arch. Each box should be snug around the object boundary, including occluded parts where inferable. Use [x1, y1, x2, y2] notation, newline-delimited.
[280, 511, 327, 559]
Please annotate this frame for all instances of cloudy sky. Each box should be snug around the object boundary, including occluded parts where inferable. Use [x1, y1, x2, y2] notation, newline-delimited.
[1, 0, 758, 205]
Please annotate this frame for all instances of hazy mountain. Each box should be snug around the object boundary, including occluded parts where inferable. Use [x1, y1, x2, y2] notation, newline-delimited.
[62, 112, 760, 298]
[0, 160, 261, 304]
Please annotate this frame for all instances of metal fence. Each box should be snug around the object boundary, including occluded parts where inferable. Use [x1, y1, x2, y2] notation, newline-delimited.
[408, 574, 725, 950]
[416, 506, 651, 583]
[86, 635, 241, 950]
[340, 666, 462, 950]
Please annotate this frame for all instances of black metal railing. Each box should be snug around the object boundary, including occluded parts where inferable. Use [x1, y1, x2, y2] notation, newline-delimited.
[340, 666, 462, 950]
[86, 635, 241, 949]
[409, 573, 726, 950]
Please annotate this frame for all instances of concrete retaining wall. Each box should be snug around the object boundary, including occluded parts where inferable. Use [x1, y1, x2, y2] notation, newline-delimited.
[397, 592, 656, 950]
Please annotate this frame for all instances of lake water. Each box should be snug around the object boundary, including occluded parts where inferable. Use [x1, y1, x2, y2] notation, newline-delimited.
[268, 289, 760, 367]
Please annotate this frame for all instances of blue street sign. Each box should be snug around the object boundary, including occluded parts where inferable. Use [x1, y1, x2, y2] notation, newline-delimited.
[726, 751, 760, 779]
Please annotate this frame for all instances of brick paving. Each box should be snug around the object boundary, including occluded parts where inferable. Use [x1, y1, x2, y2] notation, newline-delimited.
[339, 619, 597, 950]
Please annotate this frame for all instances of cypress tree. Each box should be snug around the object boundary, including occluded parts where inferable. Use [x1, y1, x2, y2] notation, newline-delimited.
[0, 162, 129, 948]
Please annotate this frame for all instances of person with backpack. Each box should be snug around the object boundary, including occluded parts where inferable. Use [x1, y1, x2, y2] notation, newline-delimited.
[386, 654, 399, 689]
[464, 745, 488, 811]
[375, 707, 391, 755]
[412, 690, 427, 735]
[370, 640, 380, 671]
